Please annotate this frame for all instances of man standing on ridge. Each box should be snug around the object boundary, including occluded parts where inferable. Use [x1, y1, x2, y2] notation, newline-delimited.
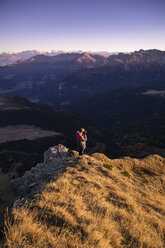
[76, 128, 87, 155]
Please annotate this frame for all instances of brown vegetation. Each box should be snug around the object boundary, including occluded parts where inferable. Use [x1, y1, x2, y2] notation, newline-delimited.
[4, 153, 165, 248]
[0, 125, 62, 143]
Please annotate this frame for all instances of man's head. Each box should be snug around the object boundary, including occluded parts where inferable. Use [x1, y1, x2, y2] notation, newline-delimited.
[80, 128, 85, 133]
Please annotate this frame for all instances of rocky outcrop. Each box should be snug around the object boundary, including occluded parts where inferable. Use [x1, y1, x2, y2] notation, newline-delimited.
[44, 145, 68, 162]
[11, 144, 78, 201]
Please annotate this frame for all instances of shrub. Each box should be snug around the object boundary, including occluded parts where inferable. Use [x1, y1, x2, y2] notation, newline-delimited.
[103, 163, 113, 170]
[121, 170, 131, 179]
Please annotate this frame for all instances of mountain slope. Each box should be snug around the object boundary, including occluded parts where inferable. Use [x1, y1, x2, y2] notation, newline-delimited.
[74, 79, 165, 158]
[0, 52, 107, 99]
[41, 49, 165, 107]
[4, 145, 165, 248]
[0, 50, 65, 66]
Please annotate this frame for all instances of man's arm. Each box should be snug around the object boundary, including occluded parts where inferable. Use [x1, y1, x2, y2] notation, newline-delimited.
[81, 134, 87, 141]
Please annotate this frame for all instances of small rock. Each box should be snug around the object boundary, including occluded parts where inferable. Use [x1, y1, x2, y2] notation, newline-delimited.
[29, 183, 37, 188]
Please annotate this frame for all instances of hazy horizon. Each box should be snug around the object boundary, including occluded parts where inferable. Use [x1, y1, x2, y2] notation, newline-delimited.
[1, 48, 165, 55]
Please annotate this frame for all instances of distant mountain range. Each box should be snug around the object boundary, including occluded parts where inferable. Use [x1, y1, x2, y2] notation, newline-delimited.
[0, 50, 116, 66]
[0, 49, 164, 106]
[0, 50, 65, 66]
[40, 49, 165, 107]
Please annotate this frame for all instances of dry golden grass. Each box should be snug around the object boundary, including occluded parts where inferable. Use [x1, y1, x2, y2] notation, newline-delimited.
[4, 153, 165, 248]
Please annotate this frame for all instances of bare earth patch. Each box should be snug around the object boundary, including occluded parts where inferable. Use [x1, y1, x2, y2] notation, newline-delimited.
[0, 125, 63, 143]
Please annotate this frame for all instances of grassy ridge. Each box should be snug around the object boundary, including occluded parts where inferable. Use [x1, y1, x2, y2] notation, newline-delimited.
[4, 153, 165, 248]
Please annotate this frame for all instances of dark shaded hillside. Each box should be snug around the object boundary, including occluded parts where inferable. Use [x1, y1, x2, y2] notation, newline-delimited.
[74, 79, 165, 158]
[40, 49, 165, 107]
[0, 95, 105, 177]
[0, 94, 55, 111]
[78, 80, 165, 128]
[142, 78, 165, 90]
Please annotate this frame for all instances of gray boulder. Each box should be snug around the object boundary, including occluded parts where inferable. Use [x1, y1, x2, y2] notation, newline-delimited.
[44, 144, 68, 162]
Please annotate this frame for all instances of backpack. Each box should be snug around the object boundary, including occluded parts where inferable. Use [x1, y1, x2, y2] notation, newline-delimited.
[76, 131, 82, 143]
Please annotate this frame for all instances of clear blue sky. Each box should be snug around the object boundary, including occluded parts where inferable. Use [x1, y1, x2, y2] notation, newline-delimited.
[1, 0, 165, 53]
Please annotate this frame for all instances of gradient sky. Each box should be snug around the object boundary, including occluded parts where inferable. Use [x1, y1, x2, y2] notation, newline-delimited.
[0, 0, 165, 53]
